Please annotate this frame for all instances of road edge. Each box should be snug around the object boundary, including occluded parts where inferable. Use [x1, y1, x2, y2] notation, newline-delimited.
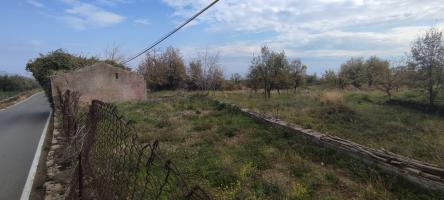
[0, 92, 42, 112]
[20, 110, 53, 200]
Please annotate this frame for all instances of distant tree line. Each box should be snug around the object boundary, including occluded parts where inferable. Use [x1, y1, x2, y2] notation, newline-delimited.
[25, 27, 443, 106]
[243, 27, 444, 105]
[0, 75, 39, 92]
[316, 27, 444, 105]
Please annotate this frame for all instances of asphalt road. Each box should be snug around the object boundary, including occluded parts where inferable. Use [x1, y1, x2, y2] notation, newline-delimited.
[0, 93, 50, 200]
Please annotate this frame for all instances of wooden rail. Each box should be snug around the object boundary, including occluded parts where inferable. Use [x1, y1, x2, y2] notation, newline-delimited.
[216, 100, 444, 191]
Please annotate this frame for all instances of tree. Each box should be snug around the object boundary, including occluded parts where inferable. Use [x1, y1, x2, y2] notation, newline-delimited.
[0, 75, 39, 92]
[247, 46, 292, 98]
[249, 46, 274, 98]
[207, 64, 224, 91]
[409, 27, 444, 105]
[247, 65, 261, 93]
[339, 57, 366, 88]
[138, 49, 165, 91]
[138, 47, 187, 91]
[365, 56, 389, 87]
[198, 50, 224, 91]
[26, 49, 99, 106]
[164, 47, 187, 90]
[230, 73, 242, 85]
[103, 44, 129, 69]
[376, 61, 401, 100]
[289, 59, 306, 92]
[270, 51, 290, 93]
[187, 59, 204, 90]
[321, 69, 338, 88]
[225, 73, 243, 90]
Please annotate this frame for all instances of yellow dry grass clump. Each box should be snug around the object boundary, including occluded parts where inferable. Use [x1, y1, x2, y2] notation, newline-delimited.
[319, 90, 344, 105]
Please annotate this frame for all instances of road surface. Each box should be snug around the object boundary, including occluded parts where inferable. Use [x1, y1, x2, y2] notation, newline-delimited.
[0, 93, 50, 200]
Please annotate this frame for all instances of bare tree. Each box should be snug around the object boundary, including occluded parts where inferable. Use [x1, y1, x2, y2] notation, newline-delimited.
[409, 27, 444, 105]
[197, 49, 223, 92]
[104, 43, 126, 63]
[187, 59, 204, 90]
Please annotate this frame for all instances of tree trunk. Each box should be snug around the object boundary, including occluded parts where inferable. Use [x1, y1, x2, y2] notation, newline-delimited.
[429, 85, 434, 106]
[428, 65, 434, 106]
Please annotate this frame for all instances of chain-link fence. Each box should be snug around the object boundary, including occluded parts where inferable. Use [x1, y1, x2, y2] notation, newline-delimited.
[58, 90, 210, 200]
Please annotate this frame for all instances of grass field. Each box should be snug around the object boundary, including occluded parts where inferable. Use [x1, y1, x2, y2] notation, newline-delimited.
[211, 88, 444, 167]
[117, 94, 443, 200]
[0, 91, 20, 101]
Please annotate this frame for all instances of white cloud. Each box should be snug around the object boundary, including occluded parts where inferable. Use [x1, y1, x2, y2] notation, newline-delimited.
[26, 0, 45, 8]
[63, 1, 124, 30]
[134, 18, 150, 25]
[162, 0, 444, 60]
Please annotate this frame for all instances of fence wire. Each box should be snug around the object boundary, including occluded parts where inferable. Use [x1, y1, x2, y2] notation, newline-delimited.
[58, 90, 211, 200]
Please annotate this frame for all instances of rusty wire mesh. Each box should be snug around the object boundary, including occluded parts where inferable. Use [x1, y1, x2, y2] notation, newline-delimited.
[58, 90, 210, 200]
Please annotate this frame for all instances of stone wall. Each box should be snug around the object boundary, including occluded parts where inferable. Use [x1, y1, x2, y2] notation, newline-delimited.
[51, 62, 146, 105]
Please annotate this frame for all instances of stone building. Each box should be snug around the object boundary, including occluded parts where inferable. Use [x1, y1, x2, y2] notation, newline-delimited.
[51, 62, 146, 104]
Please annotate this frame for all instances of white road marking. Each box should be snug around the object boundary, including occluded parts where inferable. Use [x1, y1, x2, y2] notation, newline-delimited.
[20, 110, 52, 200]
[0, 92, 43, 112]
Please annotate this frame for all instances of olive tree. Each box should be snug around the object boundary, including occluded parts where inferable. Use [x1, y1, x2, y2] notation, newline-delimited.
[289, 59, 306, 92]
[409, 27, 444, 105]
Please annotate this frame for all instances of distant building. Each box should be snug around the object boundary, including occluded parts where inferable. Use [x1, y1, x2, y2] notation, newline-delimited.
[51, 62, 146, 105]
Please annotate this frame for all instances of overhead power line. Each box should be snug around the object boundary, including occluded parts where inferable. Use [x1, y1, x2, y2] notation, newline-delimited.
[122, 0, 220, 64]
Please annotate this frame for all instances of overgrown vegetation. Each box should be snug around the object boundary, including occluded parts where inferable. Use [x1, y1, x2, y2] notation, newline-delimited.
[26, 49, 128, 106]
[0, 75, 39, 100]
[117, 94, 443, 199]
[138, 47, 225, 92]
[0, 75, 39, 92]
[213, 88, 444, 167]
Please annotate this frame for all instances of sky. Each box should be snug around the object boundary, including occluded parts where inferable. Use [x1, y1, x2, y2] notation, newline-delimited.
[1, 0, 444, 77]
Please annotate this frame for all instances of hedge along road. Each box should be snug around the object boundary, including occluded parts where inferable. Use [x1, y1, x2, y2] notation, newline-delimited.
[0, 92, 50, 200]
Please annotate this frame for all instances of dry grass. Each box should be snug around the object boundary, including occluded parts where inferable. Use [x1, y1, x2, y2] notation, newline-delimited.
[319, 90, 344, 106]
[116, 93, 443, 199]
[212, 88, 444, 168]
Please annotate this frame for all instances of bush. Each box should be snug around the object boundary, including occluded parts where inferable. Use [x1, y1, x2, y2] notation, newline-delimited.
[0, 75, 39, 92]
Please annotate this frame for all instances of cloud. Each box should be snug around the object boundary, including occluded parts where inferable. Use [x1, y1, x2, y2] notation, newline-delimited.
[134, 18, 150, 25]
[162, 0, 444, 60]
[63, 1, 125, 30]
[26, 0, 45, 8]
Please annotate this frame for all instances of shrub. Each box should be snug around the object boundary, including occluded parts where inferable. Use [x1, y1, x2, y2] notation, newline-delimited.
[0, 75, 39, 92]
[26, 49, 128, 106]
[26, 49, 97, 106]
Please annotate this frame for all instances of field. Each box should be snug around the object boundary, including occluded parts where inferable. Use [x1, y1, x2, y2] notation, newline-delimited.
[117, 93, 443, 199]
[212, 88, 444, 167]
[0, 91, 20, 101]
[0, 90, 39, 109]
